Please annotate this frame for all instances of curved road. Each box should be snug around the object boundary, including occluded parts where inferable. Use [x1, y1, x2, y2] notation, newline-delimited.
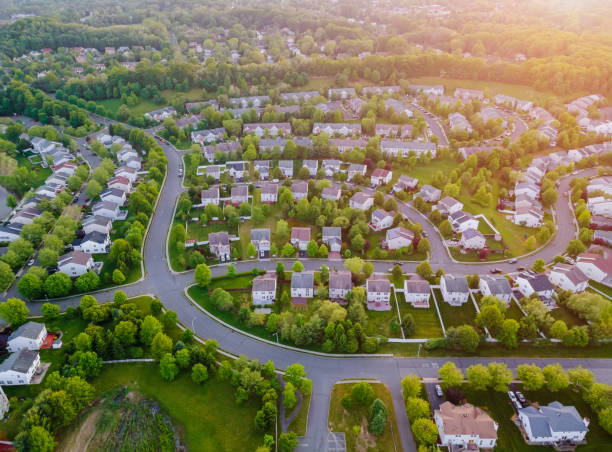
[3, 116, 611, 451]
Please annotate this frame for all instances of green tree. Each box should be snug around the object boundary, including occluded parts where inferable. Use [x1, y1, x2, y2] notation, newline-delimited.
[74, 271, 100, 292]
[550, 320, 568, 339]
[40, 302, 60, 321]
[438, 362, 464, 388]
[417, 238, 430, 254]
[568, 366, 595, 390]
[247, 242, 257, 257]
[516, 364, 545, 391]
[194, 263, 212, 287]
[307, 240, 318, 257]
[192, 363, 209, 384]
[112, 269, 126, 284]
[487, 362, 513, 392]
[160, 353, 179, 381]
[566, 239, 586, 257]
[439, 220, 453, 238]
[85, 179, 102, 199]
[151, 332, 173, 360]
[543, 363, 570, 392]
[415, 261, 432, 280]
[278, 432, 298, 452]
[292, 261, 304, 272]
[466, 364, 491, 391]
[44, 273, 72, 298]
[500, 319, 519, 348]
[352, 382, 375, 406]
[411, 418, 438, 445]
[283, 382, 297, 410]
[18, 273, 44, 300]
[74, 332, 92, 352]
[401, 374, 422, 399]
[457, 324, 480, 352]
[533, 258, 546, 273]
[114, 321, 137, 345]
[0, 297, 29, 326]
[405, 397, 430, 421]
[140, 315, 163, 345]
[0, 261, 15, 291]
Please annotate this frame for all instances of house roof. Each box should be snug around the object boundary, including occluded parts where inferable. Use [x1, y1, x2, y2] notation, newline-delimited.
[291, 272, 314, 289]
[550, 264, 588, 286]
[252, 274, 277, 291]
[351, 192, 372, 205]
[386, 226, 414, 242]
[442, 275, 469, 293]
[93, 201, 119, 212]
[0, 350, 38, 374]
[261, 183, 278, 195]
[75, 231, 108, 246]
[209, 231, 229, 246]
[371, 168, 391, 179]
[8, 322, 45, 341]
[462, 227, 484, 241]
[202, 187, 219, 199]
[481, 276, 512, 295]
[520, 273, 554, 291]
[329, 271, 352, 291]
[82, 215, 111, 228]
[367, 274, 391, 293]
[435, 402, 497, 439]
[322, 227, 341, 239]
[231, 185, 248, 198]
[404, 279, 430, 294]
[291, 227, 311, 242]
[291, 180, 308, 194]
[251, 228, 270, 242]
[100, 188, 125, 199]
[322, 186, 340, 197]
[278, 160, 293, 169]
[438, 196, 461, 211]
[372, 209, 394, 221]
[519, 402, 587, 437]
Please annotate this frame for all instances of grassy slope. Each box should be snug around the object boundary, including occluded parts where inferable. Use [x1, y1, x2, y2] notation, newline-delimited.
[288, 391, 311, 436]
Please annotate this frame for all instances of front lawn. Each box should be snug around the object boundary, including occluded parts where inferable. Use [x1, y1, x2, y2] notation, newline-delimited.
[288, 391, 311, 436]
[328, 382, 402, 452]
[433, 289, 478, 329]
[396, 292, 444, 338]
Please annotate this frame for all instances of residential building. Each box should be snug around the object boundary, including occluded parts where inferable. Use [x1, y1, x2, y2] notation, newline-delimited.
[313, 123, 361, 137]
[548, 264, 588, 292]
[92, 201, 120, 220]
[588, 196, 612, 218]
[350, 192, 374, 211]
[479, 276, 512, 304]
[57, 250, 94, 277]
[291, 180, 308, 201]
[252, 274, 277, 305]
[436, 197, 463, 216]
[322, 227, 342, 252]
[114, 166, 137, 183]
[322, 160, 341, 176]
[7, 322, 47, 352]
[278, 160, 294, 178]
[460, 228, 486, 250]
[243, 122, 291, 138]
[518, 402, 589, 446]
[479, 106, 507, 127]
[322, 186, 341, 201]
[434, 401, 498, 449]
[362, 86, 400, 96]
[454, 88, 484, 101]
[449, 112, 472, 133]
[380, 140, 437, 158]
[393, 175, 418, 193]
[100, 188, 126, 206]
[385, 227, 414, 250]
[330, 138, 368, 153]
[515, 272, 555, 300]
[227, 161, 247, 180]
[261, 183, 278, 203]
[384, 98, 413, 117]
[375, 124, 400, 137]
[404, 279, 430, 307]
[370, 209, 395, 231]
[303, 160, 318, 177]
[254, 160, 270, 180]
[0, 350, 41, 385]
[514, 206, 544, 228]
[328, 271, 352, 301]
[366, 274, 391, 311]
[10, 207, 41, 225]
[144, 107, 176, 122]
[290, 227, 311, 252]
[291, 272, 314, 299]
[417, 184, 442, 203]
[192, 128, 225, 144]
[347, 164, 367, 181]
[201, 187, 220, 206]
[82, 216, 112, 236]
[250, 229, 271, 258]
[440, 275, 470, 305]
[459, 146, 496, 160]
[576, 251, 612, 282]
[73, 231, 110, 254]
[0, 224, 23, 242]
[370, 168, 392, 186]
[208, 231, 231, 262]
[328, 88, 357, 99]
[530, 107, 555, 124]
[0, 387, 8, 419]
[231, 185, 249, 205]
[449, 211, 479, 233]
[107, 176, 132, 192]
[409, 84, 444, 96]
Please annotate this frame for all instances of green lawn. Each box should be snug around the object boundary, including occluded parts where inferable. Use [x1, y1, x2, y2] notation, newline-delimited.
[505, 300, 526, 321]
[328, 382, 402, 452]
[288, 391, 311, 436]
[550, 305, 587, 328]
[460, 385, 611, 452]
[364, 293, 402, 339]
[186, 217, 238, 242]
[433, 289, 478, 329]
[94, 97, 165, 118]
[588, 281, 612, 300]
[91, 363, 264, 452]
[396, 293, 444, 338]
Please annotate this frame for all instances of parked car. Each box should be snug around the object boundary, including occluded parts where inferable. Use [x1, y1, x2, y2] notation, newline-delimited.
[508, 258, 517, 264]
[508, 391, 517, 402]
[516, 391, 526, 404]
[435, 385, 443, 397]
[517, 266, 526, 271]
[27, 259, 35, 266]
[490, 268, 502, 274]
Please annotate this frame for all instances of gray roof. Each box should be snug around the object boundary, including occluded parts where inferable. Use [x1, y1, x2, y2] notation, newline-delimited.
[481, 276, 512, 295]
[462, 228, 484, 240]
[8, 322, 45, 341]
[329, 271, 352, 290]
[251, 228, 270, 242]
[231, 185, 248, 198]
[252, 275, 277, 291]
[100, 188, 125, 199]
[522, 273, 554, 291]
[405, 279, 430, 294]
[292, 272, 314, 289]
[443, 275, 469, 293]
[0, 350, 38, 374]
[75, 231, 108, 246]
[209, 231, 229, 246]
[83, 215, 111, 227]
[367, 276, 391, 293]
[322, 227, 341, 239]
[520, 402, 587, 437]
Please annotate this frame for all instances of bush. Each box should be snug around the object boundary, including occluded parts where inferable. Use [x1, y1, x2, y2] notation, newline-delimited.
[352, 382, 374, 406]
[341, 394, 352, 410]
[401, 314, 416, 337]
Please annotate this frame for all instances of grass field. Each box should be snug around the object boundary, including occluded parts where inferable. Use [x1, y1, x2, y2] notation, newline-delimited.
[550, 305, 587, 328]
[328, 382, 402, 452]
[288, 391, 311, 436]
[364, 293, 402, 338]
[396, 293, 444, 338]
[433, 289, 478, 329]
[95, 98, 163, 118]
[588, 281, 612, 299]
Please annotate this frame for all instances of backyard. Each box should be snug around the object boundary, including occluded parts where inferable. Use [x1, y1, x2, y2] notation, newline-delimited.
[433, 289, 478, 329]
[396, 292, 445, 338]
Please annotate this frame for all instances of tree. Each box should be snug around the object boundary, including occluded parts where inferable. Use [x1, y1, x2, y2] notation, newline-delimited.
[0, 262, 15, 291]
[476, 305, 504, 336]
[194, 263, 212, 287]
[85, 179, 102, 199]
[438, 362, 463, 389]
[282, 243, 295, 257]
[401, 314, 416, 337]
[466, 364, 491, 391]
[599, 407, 612, 435]
[439, 219, 453, 238]
[45, 273, 72, 298]
[550, 320, 568, 339]
[417, 238, 430, 254]
[487, 362, 513, 392]
[568, 366, 595, 390]
[344, 257, 365, 275]
[516, 364, 545, 391]
[352, 382, 375, 406]
[306, 240, 318, 258]
[140, 315, 163, 345]
[112, 269, 126, 285]
[18, 273, 44, 300]
[38, 248, 59, 268]
[18, 426, 56, 452]
[283, 382, 297, 410]
[284, 363, 306, 388]
[411, 418, 438, 445]
[247, 242, 257, 257]
[114, 321, 137, 345]
[542, 363, 570, 392]
[369, 398, 388, 435]
[75, 271, 100, 292]
[278, 432, 298, 452]
[566, 239, 586, 257]
[71, 350, 102, 378]
[160, 353, 179, 381]
[41, 302, 60, 321]
[151, 332, 173, 360]
[415, 261, 432, 280]
[533, 258, 546, 273]
[405, 397, 430, 421]
[401, 374, 422, 399]
[500, 319, 519, 348]
[292, 261, 304, 273]
[75, 332, 92, 352]
[162, 310, 178, 330]
[192, 363, 209, 384]
[0, 297, 29, 326]
[541, 187, 558, 208]
[525, 235, 537, 251]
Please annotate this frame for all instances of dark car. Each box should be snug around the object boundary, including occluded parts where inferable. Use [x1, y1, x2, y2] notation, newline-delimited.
[517, 266, 526, 271]
[490, 268, 502, 274]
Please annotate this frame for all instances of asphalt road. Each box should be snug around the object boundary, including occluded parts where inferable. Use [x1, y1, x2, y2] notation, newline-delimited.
[4, 113, 612, 452]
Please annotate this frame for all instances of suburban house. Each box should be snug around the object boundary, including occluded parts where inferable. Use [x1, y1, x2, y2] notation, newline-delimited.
[208, 231, 231, 262]
[73, 231, 110, 254]
[434, 401, 498, 450]
[202, 142, 240, 161]
[0, 350, 41, 385]
[31, 137, 58, 154]
[115, 165, 137, 183]
[10, 207, 41, 225]
[375, 124, 400, 137]
[250, 229, 271, 258]
[92, 201, 121, 220]
[7, 322, 47, 352]
[328, 87, 357, 99]
[366, 274, 392, 311]
[454, 88, 484, 101]
[107, 176, 132, 192]
[231, 185, 249, 205]
[322, 227, 342, 253]
[479, 276, 512, 304]
[417, 184, 442, 202]
[548, 264, 589, 293]
[350, 192, 374, 211]
[100, 188, 126, 206]
[588, 196, 612, 218]
[328, 271, 353, 302]
[515, 272, 555, 300]
[403, 279, 431, 307]
[409, 84, 444, 96]
[0, 224, 23, 242]
[322, 160, 341, 177]
[449, 211, 479, 233]
[261, 183, 278, 203]
[370, 209, 395, 231]
[35, 184, 59, 199]
[192, 128, 225, 144]
[82, 216, 112, 236]
[51, 162, 78, 177]
[203, 165, 222, 181]
[515, 181, 540, 200]
[440, 275, 470, 305]
[201, 187, 220, 206]
[58, 250, 95, 277]
[380, 140, 437, 158]
[291, 272, 314, 301]
[227, 161, 247, 180]
[45, 173, 67, 187]
[280, 91, 319, 103]
[449, 112, 472, 133]
[252, 274, 277, 306]
[385, 227, 414, 250]
[576, 251, 612, 282]
[393, 175, 418, 193]
[243, 122, 291, 137]
[514, 206, 544, 228]
[460, 228, 486, 250]
[322, 186, 341, 201]
[479, 106, 507, 128]
[278, 160, 294, 178]
[370, 168, 392, 187]
[313, 123, 361, 137]
[144, 106, 176, 122]
[437, 197, 464, 216]
[254, 160, 270, 180]
[459, 145, 495, 160]
[116, 145, 139, 163]
[347, 163, 367, 181]
[362, 85, 400, 96]
[518, 402, 589, 446]
[291, 180, 308, 201]
[384, 98, 413, 118]
[290, 227, 311, 253]
[587, 176, 612, 196]
[303, 160, 318, 177]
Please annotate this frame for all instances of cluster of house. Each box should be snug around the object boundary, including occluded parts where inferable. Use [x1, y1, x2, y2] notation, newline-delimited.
[0, 321, 52, 386]
[586, 174, 612, 221]
[434, 398, 589, 450]
[565, 94, 612, 136]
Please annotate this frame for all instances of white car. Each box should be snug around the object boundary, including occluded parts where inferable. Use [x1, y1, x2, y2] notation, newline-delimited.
[435, 385, 443, 397]
[508, 391, 517, 402]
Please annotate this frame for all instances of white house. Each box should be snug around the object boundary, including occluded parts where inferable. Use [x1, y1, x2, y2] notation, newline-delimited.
[347, 163, 367, 181]
[0, 350, 41, 385]
[515, 272, 555, 300]
[201, 187, 220, 206]
[252, 274, 277, 305]
[350, 192, 374, 211]
[385, 227, 414, 250]
[370, 168, 392, 186]
[366, 274, 391, 311]
[291, 272, 314, 299]
[0, 224, 23, 242]
[460, 228, 486, 250]
[403, 279, 430, 307]
[548, 264, 588, 293]
[313, 123, 360, 136]
[208, 231, 231, 262]
[409, 84, 444, 96]
[107, 176, 132, 192]
[440, 275, 470, 305]
[278, 160, 294, 178]
[435, 402, 498, 450]
[393, 175, 418, 193]
[7, 322, 47, 352]
[230, 185, 249, 205]
[328, 87, 357, 99]
[576, 251, 612, 282]
[144, 106, 176, 122]
[328, 271, 353, 301]
[92, 201, 121, 220]
[10, 207, 41, 225]
[73, 231, 110, 254]
[370, 209, 395, 231]
[515, 181, 540, 200]
[380, 140, 437, 158]
[260, 183, 278, 203]
[243, 122, 291, 137]
[436, 196, 463, 216]
[303, 160, 318, 177]
[250, 228, 271, 258]
[479, 276, 512, 304]
[449, 211, 479, 233]
[0, 386, 9, 419]
[290, 227, 311, 252]
[449, 112, 472, 133]
[514, 206, 544, 228]
[291, 180, 308, 201]
[116, 146, 138, 163]
[57, 250, 95, 277]
[417, 184, 442, 203]
[322, 160, 341, 177]
[587, 176, 612, 196]
[100, 188, 126, 206]
[114, 166, 137, 183]
[588, 196, 612, 218]
[227, 161, 247, 180]
[454, 88, 484, 101]
[322, 227, 342, 253]
[82, 216, 112, 236]
[518, 402, 589, 446]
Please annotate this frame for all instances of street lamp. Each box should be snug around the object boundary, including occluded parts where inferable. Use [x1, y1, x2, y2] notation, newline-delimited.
[417, 343, 422, 358]
[273, 332, 279, 343]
